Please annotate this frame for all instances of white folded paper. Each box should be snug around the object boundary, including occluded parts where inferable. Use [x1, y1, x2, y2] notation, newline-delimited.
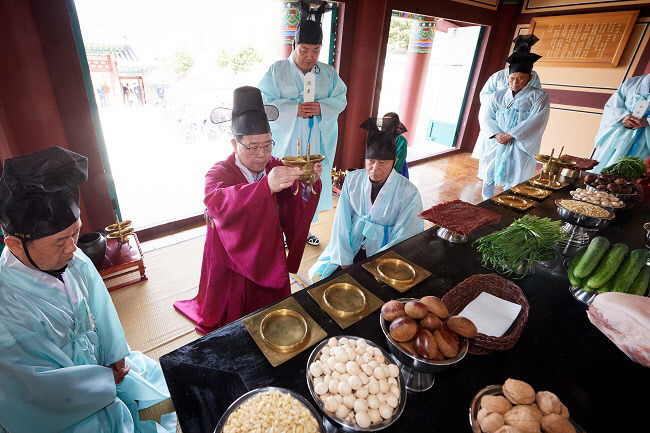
[458, 292, 522, 337]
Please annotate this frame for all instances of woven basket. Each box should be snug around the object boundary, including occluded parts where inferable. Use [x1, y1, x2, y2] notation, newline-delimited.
[442, 274, 529, 355]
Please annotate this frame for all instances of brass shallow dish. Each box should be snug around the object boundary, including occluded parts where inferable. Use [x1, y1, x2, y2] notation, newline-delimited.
[529, 178, 568, 190]
[490, 194, 535, 211]
[510, 184, 553, 199]
[259, 308, 309, 352]
[105, 220, 132, 232]
[376, 258, 417, 284]
[323, 283, 367, 317]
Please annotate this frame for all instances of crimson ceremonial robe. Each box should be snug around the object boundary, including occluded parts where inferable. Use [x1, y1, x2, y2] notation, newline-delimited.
[174, 154, 321, 334]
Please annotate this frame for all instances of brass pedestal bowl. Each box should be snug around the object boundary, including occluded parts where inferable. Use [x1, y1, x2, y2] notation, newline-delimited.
[282, 154, 325, 194]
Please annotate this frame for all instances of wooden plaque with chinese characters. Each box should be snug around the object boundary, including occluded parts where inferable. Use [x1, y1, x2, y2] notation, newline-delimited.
[529, 10, 639, 67]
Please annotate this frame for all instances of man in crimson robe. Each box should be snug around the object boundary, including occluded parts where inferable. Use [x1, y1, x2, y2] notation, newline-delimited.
[174, 86, 322, 334]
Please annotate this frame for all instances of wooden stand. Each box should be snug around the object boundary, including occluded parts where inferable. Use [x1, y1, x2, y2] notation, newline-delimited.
[98, 233, 146, 291]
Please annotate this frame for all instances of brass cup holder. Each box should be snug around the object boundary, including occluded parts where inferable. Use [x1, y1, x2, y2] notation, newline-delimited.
[281, 154, 325, 195]
[259, 309, 309, 352]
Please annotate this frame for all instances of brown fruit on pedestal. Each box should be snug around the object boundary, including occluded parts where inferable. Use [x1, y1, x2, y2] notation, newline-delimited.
[583, 174, 597, 184]
[398, 340, 417, 355]
[419, 296, 449, 319]
[381, 300, 405, 321]
[433, 326, 460, 358]
[389, 316, 418, 342]
[413, 328, 439, 359]
[420, 313, 442, 331]
[404, 300, 428, 319]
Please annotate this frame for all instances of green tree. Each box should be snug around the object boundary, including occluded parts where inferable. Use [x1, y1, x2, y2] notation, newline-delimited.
[174, 50, 194, 77]
[216, 46, 262, 74]
[388, 17, 411, 51]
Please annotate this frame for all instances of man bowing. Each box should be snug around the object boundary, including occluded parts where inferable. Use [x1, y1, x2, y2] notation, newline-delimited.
[174, 86, 321, 334]
[258, 0, 347, 246]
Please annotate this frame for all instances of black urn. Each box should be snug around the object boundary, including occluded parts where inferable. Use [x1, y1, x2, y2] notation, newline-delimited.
[77, 232, 107, 268]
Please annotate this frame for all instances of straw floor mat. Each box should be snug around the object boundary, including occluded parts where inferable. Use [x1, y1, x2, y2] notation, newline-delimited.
[110, 205, 336, 431]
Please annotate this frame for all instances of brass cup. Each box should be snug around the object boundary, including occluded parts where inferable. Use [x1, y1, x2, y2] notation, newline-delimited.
[281, 155, 325, 194]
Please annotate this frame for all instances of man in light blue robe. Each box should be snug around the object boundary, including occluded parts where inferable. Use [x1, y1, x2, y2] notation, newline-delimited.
[0, 147, 175, 433]
[593, 74, 650, 172]
[309, 118, 423, 281]
[479, 51, 550, 200]
[258, 1, 347, 245]
[473, 34, 542, 160]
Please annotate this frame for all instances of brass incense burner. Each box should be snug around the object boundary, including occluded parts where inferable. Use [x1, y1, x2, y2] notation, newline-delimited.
[281, 139, 324, 195]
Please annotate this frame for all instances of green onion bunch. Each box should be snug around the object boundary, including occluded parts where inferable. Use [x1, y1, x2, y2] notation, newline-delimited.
[474, 215, 568, 277]
[601, 156, 648, 180]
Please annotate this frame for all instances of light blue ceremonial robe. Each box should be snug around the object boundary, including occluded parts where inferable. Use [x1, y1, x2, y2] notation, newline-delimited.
[478, 81, 550, 193]
[593, 75, 650, 173]
[259, 55, 347, 218]
[0, 249, 176, 433]
[472, 69, 541, 160]
[309, 169, 424, 281]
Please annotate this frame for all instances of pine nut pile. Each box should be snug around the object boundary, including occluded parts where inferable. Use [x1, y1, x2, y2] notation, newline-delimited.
[557, 199, 611, 218]
[223, 390, 319, 433]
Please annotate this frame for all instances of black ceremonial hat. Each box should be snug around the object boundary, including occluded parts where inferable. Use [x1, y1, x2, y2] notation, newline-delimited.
[512, 33, 539, 53]
[0, 146, 88, 240]
[360, 117, 404, 161]
[210, 86, 279, 136]
[295, 1, 327, 45]
[507, 51, 542, 75]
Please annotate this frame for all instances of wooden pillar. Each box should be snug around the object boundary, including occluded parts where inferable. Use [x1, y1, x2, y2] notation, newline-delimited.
[398, 15, 435, 144]
[336, 0, 388, 170]
[280, 0, 299, 59]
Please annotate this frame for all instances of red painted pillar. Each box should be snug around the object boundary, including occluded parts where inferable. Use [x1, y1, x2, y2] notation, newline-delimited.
[280, 0, 299, 59]
[398, 16, 436, 144]
[337, 0, 388, 169]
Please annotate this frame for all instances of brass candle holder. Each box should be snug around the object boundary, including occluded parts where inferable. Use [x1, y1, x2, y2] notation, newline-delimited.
[281, 139, 324, 195]
[105, 216, 133, 247]
[534, 148, 574, 188]
[331, 167, 344, 189]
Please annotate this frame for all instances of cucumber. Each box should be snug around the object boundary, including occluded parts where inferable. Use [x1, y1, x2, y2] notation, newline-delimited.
[611, 249, 650, 292]
[585, 243, 629, 289]
[574, 237, 610, 278]
[567, 247, 588, 288]
[627, 265, 650, 296]
[597, 275, 617, 294]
